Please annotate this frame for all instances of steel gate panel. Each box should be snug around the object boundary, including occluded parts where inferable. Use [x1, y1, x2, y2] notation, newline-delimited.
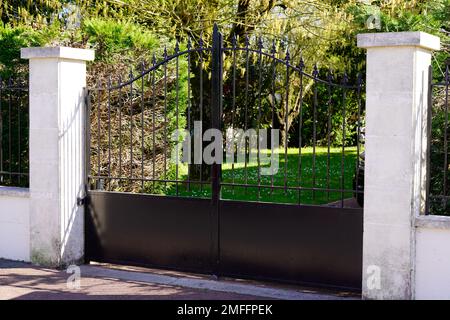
[86, 191, 213, 273]
[219, 200, 363, 290]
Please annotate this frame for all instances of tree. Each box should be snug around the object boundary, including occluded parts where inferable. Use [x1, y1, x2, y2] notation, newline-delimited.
[2, 0, 449, 147]
[111, 0, 360, 146]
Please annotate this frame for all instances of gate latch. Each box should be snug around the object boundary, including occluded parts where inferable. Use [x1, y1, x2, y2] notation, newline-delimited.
[77, 196, 87, 206]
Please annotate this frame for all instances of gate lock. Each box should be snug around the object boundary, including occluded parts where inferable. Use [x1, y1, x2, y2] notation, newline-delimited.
[77, 196, 87, 206]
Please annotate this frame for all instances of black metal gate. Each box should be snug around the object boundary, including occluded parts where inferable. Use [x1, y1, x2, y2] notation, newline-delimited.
[85, 25, 364, 291]
[427, 61, 450, 215]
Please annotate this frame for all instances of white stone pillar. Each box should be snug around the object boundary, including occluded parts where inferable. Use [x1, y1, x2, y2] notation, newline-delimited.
[357, 32, 440, 299]
[21, 47, 95, 266]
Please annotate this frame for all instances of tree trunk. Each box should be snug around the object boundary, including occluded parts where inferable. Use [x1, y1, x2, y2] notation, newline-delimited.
[280, 122, 290, 148]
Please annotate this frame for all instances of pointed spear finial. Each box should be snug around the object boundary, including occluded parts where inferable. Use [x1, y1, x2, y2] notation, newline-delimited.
[152, 53, 157, 66]
[129, 67, 134, 80]
[342, 72, 349, 85]
[257, 37, 263, 50]
[357, 72, 363, 86]
[298, 57, 305, 70]
[163, 46, 168, 59]
[285, 48, 290, 62]
[327, 68, 334, 82]
[175, 41, 179, 54]
[271, 40, 276, 55]
[445, 58, 450, 81]
[232, 33, 237, 48]
[245, 34, 249, 48]
[312, 63, 319, 78]
[187, 37, 192, 50]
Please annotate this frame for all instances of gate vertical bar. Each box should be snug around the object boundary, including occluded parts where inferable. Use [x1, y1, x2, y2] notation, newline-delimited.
[211, 24, 223, 274]
[83, 87, 91, 262]
[85, 88, 91, 194]
[0, 78, 2, 184]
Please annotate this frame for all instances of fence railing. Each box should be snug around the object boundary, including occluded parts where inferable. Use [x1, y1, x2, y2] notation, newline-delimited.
[428, 60, 450, 215]
[0, 77, 29, 188]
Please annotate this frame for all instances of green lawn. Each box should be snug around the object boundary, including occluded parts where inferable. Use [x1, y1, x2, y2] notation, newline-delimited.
[166, 146, 359, 205]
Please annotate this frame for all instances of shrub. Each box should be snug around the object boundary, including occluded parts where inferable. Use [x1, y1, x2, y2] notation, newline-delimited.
[0, 22, 61, 78]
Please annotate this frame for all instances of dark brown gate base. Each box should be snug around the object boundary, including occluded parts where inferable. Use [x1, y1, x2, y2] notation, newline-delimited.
[85, 191, 363, 291]
[85, 191, 213, 273]
[219, 200, 363, 290]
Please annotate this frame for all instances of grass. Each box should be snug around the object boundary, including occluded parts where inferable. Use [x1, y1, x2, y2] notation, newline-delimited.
[165, 146, 360, 205]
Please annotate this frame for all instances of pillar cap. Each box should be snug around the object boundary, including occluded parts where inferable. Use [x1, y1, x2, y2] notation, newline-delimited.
[21, 46, 95, 61]
[357, 32, 440, 51]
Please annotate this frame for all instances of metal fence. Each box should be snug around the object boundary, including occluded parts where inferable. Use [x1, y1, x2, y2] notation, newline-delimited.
[0, 77, 29, 188]
[87, 26, 365, 208]
[428, 60, 450, 215]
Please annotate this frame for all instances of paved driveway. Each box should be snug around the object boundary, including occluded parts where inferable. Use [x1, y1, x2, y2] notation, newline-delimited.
[0, 259, 359, 300]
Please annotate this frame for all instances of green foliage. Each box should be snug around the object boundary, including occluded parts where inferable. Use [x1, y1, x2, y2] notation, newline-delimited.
[0, 23, 61, 77]
[346, 0, 449, 72]
[0, 0, 62, 26]
[82, 18, 161, 62]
